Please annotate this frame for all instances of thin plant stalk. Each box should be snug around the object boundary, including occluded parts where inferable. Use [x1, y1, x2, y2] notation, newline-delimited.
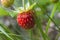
[46, 3, 58, 33]
[22, 0, 26, 10]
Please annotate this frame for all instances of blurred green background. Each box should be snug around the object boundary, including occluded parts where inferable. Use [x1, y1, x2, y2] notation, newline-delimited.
[0, 0, 60, 40]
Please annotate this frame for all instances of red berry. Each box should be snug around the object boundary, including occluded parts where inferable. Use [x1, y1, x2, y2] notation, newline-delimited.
[17, 10, 35, 29]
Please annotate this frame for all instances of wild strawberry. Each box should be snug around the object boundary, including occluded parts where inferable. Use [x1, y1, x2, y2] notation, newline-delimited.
[1, 0, 14, 8]
[17, 10, 35, 29]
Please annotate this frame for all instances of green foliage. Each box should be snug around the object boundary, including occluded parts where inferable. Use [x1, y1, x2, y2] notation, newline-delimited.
[0, 0, 60, 40]
[0, 7, 9, 16]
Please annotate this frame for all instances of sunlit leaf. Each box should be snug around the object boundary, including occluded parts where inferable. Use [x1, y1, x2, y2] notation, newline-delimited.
[0, 7, 9, 16]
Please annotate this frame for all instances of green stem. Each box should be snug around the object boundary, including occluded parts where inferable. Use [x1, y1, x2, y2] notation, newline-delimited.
[31, 28, 40, 40]
[0, 32, 21, 37]
[36, 3, 50, 40]
[22, 0, 26, 10]
[35, 12, 47, 40]
[30, 29, 33, 40]
[46, 3, 58, 33]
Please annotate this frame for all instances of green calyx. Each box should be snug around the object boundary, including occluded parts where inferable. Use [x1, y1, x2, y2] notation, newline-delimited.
[17, 3, 36, 13]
